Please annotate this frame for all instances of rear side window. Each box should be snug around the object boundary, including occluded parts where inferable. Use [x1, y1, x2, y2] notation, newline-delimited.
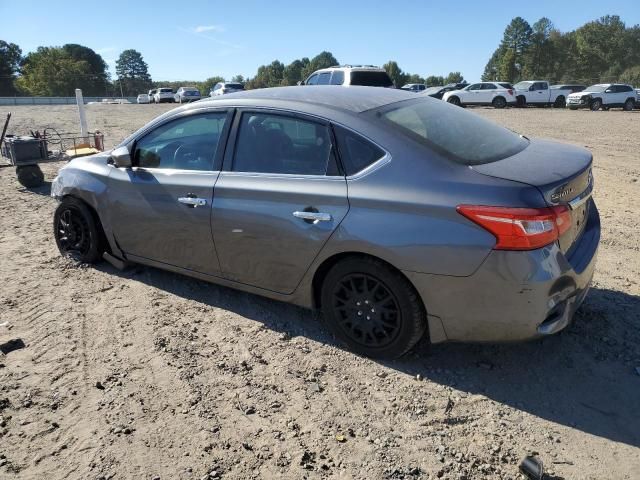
[334, 125, 385, 175]
[482, 83, 497, 90]
[318, 72, 332, 85]
[233, 113, 336, 175]
[498, 83, 512, 89]
[376, 98, 528, 165]
[349, 71, 393, 87]
[331, 71, 345, 85]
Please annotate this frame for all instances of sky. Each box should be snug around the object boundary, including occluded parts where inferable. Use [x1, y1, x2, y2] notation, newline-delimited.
[1, 0, 638, 83]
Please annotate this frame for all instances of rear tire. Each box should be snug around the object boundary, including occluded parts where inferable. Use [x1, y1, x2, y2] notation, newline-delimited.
[516, 96, 526, 108]
[320, 256, 427, 359]
[447, 96, 461, 107]
[16, 164, 44, 188]
[53, 197, 103, 264]
[492, 96, 507, 109]
[554, 96, 566, 108]
[623, 99, 635, 111]
[590, 99, 602, 111]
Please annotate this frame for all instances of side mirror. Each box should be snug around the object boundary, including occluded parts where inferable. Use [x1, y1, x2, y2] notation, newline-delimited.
[111, 145, 132, 168]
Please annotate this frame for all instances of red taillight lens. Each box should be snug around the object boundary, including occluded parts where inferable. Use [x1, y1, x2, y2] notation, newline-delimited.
[508, 89, 513, 95]
[457, 205, 571, 250]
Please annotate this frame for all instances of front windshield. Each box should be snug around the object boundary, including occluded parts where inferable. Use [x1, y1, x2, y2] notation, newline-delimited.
[423, 87, 442, 94]
[514, 81, 533, 90]
[584, 85, 607, 93]
[376, 97, 529, 165]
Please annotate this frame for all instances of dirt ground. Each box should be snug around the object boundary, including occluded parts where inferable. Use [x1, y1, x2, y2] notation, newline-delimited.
[0, 103, 638, 480]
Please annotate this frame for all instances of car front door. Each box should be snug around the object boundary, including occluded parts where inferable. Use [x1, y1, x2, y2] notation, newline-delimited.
[211, 110, 349, 294]
[107, 110, 232, 275]
[465, 84, 482, 103]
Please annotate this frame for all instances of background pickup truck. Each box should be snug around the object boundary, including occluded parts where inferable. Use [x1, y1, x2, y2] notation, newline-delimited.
[513, 81, 572, 108]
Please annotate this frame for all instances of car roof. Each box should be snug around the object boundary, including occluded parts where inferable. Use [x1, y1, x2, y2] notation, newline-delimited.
[196, 86, 415, 113]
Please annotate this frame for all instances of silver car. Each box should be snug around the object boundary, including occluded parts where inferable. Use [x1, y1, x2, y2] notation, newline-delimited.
[51, 87, 600, 358]
[175, 87, 201, 103]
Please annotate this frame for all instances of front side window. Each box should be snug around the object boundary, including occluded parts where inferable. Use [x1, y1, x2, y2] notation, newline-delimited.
[467, 84, 482, 90]
[482, 83, 497, 90]
[134, 112, 228, 170]
[306, 74, 319, 85]
[376, 98, 529, 165]
[233, 113, 335, 176]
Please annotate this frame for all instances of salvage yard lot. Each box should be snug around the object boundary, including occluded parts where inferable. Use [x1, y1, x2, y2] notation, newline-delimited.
[0, 104, 639, 479]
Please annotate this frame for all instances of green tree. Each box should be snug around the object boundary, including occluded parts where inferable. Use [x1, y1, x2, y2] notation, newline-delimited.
[620, 65, 640, 86]
[17, 46, 96, 96]
[482, 46, 505, 81]
[444, 72, 464, 84]
[0, 40, 22, 95]
[425, 75, 445, 86]
[383, 60, 407, 87]
[301, 51, 339, 79]
[405, 73, 425, 84]
[62, 44, 109, 95]
[115, 49, 152, 96]
[231, 74, 245, 83]
[574, 15, 628, 82]
[282, 58, 309, 85]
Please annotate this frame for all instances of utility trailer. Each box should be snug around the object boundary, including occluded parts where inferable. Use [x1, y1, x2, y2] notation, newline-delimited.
[0, 112, 104, 188]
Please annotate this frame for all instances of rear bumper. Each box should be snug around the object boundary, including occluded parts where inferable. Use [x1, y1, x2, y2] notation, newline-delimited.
[405, 200, 600, 343]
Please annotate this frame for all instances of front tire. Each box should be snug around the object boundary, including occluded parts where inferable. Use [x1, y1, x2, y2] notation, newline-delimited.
[492, 96, 507, 109]
[16, 164, 44, 188]
[590, 99, 602, 111]
[53, 197, 103, 264]
[320, 256, 427, 359]
[554, 96, 566, 108]
[447, 96, 461, 107]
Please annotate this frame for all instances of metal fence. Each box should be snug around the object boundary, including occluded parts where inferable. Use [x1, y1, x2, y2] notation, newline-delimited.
[0, 96, 139, 106]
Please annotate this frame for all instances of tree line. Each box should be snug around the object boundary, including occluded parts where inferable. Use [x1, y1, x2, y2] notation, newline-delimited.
[1, 14, 638, 97]
[482, 15, 640, 86]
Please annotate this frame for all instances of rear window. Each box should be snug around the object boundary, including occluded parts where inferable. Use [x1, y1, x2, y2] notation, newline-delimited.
[226, 83, 244, 90]
[375, 98, 529, 165]
[350, 71, 393, 87]
[334, 125, 386, 175]
[160, 88, 173, 93]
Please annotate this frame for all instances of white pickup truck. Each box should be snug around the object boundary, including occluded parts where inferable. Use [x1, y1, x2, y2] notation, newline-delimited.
[513, 80, 572, 108]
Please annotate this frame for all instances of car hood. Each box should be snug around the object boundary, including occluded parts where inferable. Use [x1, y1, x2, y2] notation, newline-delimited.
[568, 91, 593, 98]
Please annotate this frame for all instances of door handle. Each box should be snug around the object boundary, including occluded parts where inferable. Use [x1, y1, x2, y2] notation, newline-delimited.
[178, 196, 207, 207]
[293, 211, 332, 223]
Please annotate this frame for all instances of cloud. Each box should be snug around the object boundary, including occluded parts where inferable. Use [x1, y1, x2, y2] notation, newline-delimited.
[194, 25, 225, 33]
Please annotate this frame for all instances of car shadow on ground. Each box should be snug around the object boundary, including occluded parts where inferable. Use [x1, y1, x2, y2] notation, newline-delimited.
[17, 180, 52, 196]
[98, 262, 640, 450]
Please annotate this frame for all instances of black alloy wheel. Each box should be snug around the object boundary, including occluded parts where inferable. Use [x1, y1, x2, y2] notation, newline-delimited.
[53, 198, 103, 263]
[321, 257, 427, 359]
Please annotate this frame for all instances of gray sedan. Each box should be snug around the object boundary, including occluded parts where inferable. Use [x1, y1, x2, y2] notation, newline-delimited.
[51, 86, 600, 358]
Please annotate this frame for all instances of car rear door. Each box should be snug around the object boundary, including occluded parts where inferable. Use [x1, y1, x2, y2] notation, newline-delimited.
[107, 109, 232, 275]
[211, 109, 349, 294]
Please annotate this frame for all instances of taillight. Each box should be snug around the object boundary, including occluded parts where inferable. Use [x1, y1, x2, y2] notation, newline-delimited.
[508, 89, 514, 96]
[457, 205, 571, 250]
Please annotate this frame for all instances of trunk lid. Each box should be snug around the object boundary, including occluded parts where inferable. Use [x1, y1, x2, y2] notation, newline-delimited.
[472, 138, 593, 254]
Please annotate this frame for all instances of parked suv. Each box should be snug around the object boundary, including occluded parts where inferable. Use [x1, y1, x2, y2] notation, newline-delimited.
[442, 82, 516, 108]
[174, 87, 201, 103]
[567, 84, 636, 111]
[303, 65, 393, 88]
[154, 88, 175, 104]
[210, 82, 245, 96]
[513, 81, 573, 108]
